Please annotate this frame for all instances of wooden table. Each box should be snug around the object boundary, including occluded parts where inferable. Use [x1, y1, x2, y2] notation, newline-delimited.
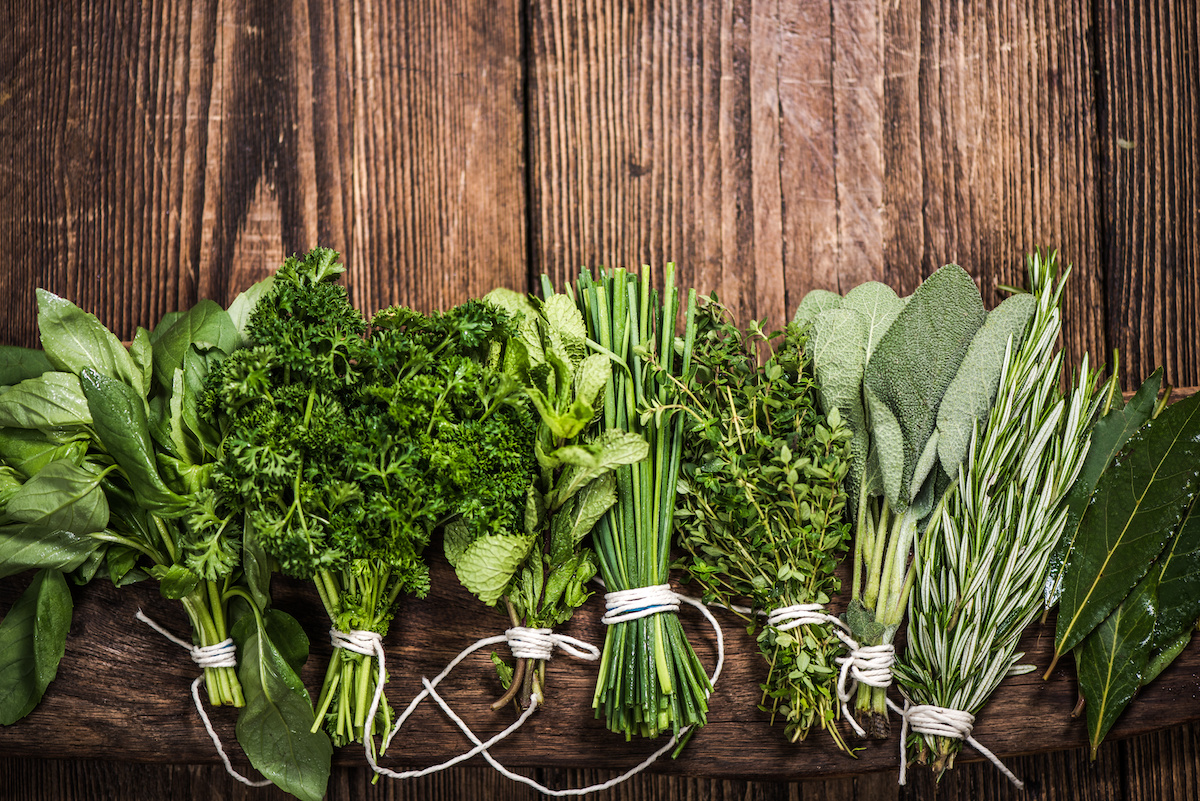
[2, 1, 1198, 799]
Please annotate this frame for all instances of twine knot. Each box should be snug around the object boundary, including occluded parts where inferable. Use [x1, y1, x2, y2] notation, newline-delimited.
[330, 628, 383, 657]
[504, 627, 601, 661]
[601, 584, 679, 625]
[898, 701, 1023, 789]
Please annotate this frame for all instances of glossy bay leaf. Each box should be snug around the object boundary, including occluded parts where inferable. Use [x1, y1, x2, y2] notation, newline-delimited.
[1045, 369, 1164, 607]
[1055, 390, 1200, 657]
[1150, 493, 1200, 649]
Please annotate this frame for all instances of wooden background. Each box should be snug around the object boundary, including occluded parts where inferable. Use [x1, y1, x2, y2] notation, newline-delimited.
[1, 0, 1198, 799]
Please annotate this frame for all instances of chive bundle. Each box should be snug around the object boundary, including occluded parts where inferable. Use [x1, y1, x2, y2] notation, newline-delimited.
[576, 264, 712, 739]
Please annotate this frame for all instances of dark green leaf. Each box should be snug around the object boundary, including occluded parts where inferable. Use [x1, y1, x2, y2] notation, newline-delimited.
[1077, 569, 1158, 758]
[154, 564, 200, 600]
[0, 372, 93, 430]
[79, 368, 188, 517]
[1046, 369, 1164, 606]
[262, 609, 309, 676]
[233, 611, 332, 801]
[0, 346, 55, 386]
[1150, 494, 1200, 649]
[0, 523, 100, 579]
[37, 289, 144, 396]
[0, 568, 72, 724]
[4, 460, 109, 533]
[241, 517, 274, 611]
[1056, 391, 1200, 657]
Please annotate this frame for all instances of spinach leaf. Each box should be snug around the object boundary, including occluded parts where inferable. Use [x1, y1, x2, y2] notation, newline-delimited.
[0, 372, 93, 430]
[233, 609, 331, 801]
[0, 523, 100, 579]
[1055, 391, 1200, 656]
[0, 346, 55, 386]
[0, 568, 72, 724]
[149, 300, 239, 392]
[79, 367, 188, 517]
[1045, 369, 1164, 606]
[37, 289, 144, 397]
[4, 460, 109, 533]
[0, 428, 88, 480]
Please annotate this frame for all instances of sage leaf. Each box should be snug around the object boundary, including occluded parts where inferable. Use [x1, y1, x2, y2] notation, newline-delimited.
[453, 534, 533, 605]
[0, 346, 54, 386]
[0, 568, 72, 724]
[0, 523, 100, 579]
[79, 367, 188, 517]
[863, 265, 987, 508]
[37, 289, 144, 396]
[935, 293, 1036, 481]
[841, 282, 903, 361]
[808, 308, 868, 497]
[0, 372, 93, 430]
[1055, 391, 1200, 657]
[5, 460, 109, 533]
[1077, 569, 1157, 758]
[1045, 369, 1164, 607]
[791, 289, 843, 330]
[233, 610, 331, 801]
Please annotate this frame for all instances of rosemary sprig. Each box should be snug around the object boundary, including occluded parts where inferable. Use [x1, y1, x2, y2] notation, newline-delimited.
[893, 253, 1102, 776]
[577, 264, 713, 740]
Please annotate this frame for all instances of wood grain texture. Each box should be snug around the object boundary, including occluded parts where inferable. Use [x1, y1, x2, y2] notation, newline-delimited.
[1098, 0, 1200, 389]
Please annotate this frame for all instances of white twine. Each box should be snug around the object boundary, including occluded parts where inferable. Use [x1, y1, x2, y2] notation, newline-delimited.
[330, 627, 383, 657]
[601, 583, 680, 625]
[896, 700, 1024, 789]
[135, 610, 270, 789]
[370, 588, 724, 797]
[760, 603, 893, 739]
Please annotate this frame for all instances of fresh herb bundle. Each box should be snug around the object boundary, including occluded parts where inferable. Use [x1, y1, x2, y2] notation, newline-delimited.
[894, 253, 1100, 777]
[1050, 378, 1200, 756]
[794, 266, 1020, 736]
[577, 264, 713, 740]
[664, 298, 854, 748]
[0, 284, 332, 801]
[448, 285, 645, 709]
[205, 247, 532, 748]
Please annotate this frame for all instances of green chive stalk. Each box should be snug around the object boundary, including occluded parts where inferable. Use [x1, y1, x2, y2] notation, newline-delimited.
[577, 264, 712, 739]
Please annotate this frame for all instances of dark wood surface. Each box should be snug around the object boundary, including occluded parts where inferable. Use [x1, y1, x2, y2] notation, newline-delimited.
[2, 0, 1199, 799]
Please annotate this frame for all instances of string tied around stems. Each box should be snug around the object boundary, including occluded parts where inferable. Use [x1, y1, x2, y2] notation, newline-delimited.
[135, 610, 270, 789]
[330, 628, 383, 657]
[761, 603, 894, 739]
[601, 583, 680, 625]
[896, 700, 1024, 789]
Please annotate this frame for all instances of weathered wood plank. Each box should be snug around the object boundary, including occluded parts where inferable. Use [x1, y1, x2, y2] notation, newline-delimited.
[1098, 0, 1200, 389]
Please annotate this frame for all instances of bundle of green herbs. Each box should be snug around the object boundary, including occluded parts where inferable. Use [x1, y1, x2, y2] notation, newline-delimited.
[1049, 373, 1200, 757]
[444, 283, 646, 710]
[894, 253, 1101, 779]
[576, 265, 713, 740]
[0, 282, 332, 801]
[664, 297, 854, 748]
[203, 247, 536, 751]
[794, 265, 1008, 737]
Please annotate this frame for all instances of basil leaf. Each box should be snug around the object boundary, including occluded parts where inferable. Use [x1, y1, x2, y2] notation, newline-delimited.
[153, 563, 200, 600]
[0, 568, 72, 724]
[0, 346, 55, 386]
[0, 372, 93, 430]
[0, 428, 88, 480]
[5, 460, 109, 533]
[1077, 568, 1157, 758]
[79, 367, 188, 517]
[149, 299, 239, 391]
[233, 610, 331, 801]
[36, 289, 144, 396]
[1056, 391, 1200, 656]
[130, 327, 154, 397]
[0, 523, 100, 579]
[1045, 369, 1164, 607]
[226, 276, 276, 347]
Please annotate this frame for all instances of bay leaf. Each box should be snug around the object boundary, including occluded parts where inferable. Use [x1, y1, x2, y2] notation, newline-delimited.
[1055, 390, 1200, 657]
[1045, 369, 1163, 607]
[1150, 493, 1200, 650]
